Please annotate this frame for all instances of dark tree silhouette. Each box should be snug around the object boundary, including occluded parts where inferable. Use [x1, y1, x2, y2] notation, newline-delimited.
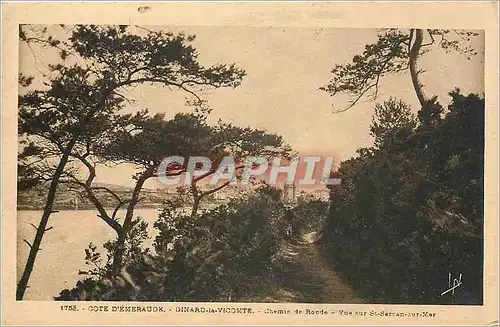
[322, 90, 484, 304]
[98, 108, 290, 274]
[17, 24, 245, 299]
[320, 29, 479, 112]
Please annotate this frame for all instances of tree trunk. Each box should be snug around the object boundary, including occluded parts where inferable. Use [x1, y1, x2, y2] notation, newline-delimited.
[17, 87, 112, 299]
[83, 184, 124, 238]
[77, 157, 124, 237]
[409, 29, 428, 107]
[190, 196, 201, 219]
[16, 146, 73, 300]
[111, 170, 152, 275]
[188, 179, 231, 219]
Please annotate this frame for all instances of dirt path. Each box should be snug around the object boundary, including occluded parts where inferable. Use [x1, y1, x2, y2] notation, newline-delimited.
[258, 231, 365, 303]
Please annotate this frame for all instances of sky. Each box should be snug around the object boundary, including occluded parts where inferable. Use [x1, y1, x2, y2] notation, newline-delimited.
[19, 26, 485, 188]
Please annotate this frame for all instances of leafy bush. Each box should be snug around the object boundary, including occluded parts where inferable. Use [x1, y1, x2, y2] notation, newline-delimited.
[153, 193, 286, 301]
[321, 90, 484, 304]
[55, 218, 154, 301]
[56, 192, 289, 301]
[291, 198, 329, 236]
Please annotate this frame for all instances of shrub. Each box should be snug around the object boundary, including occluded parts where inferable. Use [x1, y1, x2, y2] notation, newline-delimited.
[153, 193, 286, 301]
[56, 192, 289, 302]
[321, 91, 484, 304]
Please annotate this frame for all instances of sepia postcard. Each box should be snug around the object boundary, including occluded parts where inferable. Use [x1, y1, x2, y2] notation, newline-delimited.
[1, 1, 499, 326]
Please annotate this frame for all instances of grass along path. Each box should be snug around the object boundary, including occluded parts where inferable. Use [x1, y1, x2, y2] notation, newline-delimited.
[254, 231, 365, 303]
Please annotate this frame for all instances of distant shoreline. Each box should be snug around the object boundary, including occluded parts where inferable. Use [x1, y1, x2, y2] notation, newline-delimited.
[16, 204, 163, 211]
[17, 202, 224, 212]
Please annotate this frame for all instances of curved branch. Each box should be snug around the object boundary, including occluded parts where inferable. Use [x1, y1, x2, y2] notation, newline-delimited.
[66, 154, 124, 237]
[92, 186, 124, 203]
[409, 29, 428, 106]
[111, 199, 132, 221]
[200, 181, 231, 198]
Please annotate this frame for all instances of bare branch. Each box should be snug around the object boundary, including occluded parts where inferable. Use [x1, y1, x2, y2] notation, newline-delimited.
[91, 186, 124, 204]
[23, 239, 33, 249]
[200, 181, 231, 198]
[111, 200, 132, 221]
